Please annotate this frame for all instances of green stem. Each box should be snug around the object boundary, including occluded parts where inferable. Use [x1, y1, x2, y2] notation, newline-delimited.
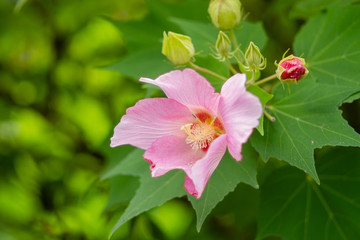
[229, 29, 245, 71]
[264, 109, 275, 122]
[189, 62, 227, 81]
[253, 73, 277, 86]
[226, 59, 238, 75]
[229, 29, 239, 50]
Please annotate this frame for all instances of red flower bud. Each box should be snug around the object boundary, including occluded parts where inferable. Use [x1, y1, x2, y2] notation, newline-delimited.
[276, 55, 309, 83]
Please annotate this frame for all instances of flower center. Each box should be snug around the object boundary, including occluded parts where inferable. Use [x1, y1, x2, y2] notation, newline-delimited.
[181, 112, 225, 150]
[181, 122, 217, 150]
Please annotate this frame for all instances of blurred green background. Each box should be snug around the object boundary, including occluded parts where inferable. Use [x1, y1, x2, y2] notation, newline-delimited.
[1, 0, 359, 239]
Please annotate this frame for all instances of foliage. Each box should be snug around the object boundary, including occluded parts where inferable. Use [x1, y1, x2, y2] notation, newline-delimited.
[1, 0, 360, 239]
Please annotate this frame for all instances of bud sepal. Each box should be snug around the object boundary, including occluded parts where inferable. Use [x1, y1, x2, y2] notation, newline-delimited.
[212, 31, 235, 61]
[243, 41, 266, 74]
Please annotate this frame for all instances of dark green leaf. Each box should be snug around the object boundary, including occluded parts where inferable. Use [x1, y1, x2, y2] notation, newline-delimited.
[251, 79, 360, 183]
[104, 149, 186, 238]
[105, 175, 139, 210]
[110, 171, 186, 238]
[194, 55, 230, 92]
[295, 5, 360, 90]
[257, 147, 360, 240]
[290, 0, 359, 19]
[101, 149, 147, 179]
[106, 48, 173, 80]
[171, 18, 267, 55]
[189, 143, 259, 231]
[147, 0, 209, 23]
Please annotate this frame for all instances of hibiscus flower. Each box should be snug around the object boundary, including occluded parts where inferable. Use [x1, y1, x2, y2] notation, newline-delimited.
[110, 68, 262, 199]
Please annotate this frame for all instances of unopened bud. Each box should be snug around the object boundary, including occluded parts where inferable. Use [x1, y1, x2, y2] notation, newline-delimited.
[208, 0, 241, 30]
[245, 41, 266, 72]
[215, 31, 232, 60]
[162, 31, 195, 65]
[276, 55, 309, 83]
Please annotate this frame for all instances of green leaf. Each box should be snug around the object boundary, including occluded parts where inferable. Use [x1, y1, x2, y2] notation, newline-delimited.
[247, 85, 274, 136]
[101, 149, 147, 179]
[233, 22, 268, 52]
[171, 18, 267, 55]
[295, 5, 360, 90]
[147, 0, 209, 23]
[112, 12, 178, 53]
[251, 79, 360, 183]
[257, 147, 360, 240]
[110, 171, 186, 238]
[189, 143, 259, 231]
[290, 0, 359, 19]
[106, 149, 186, 238]
[106, 48, 173, 80]
[104, 175, 139, 210]
[194, 55, 230, 92]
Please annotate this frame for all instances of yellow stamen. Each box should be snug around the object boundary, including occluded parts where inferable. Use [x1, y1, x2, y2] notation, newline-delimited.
[181, 122, 217, 150]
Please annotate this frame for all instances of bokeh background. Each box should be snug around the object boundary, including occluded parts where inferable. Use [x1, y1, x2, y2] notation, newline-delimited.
[1, 0, 359, 239]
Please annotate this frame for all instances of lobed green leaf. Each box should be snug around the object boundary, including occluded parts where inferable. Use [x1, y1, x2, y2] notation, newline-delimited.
[251, 78, 360, 183]
[189, 143, 259, 231]
[295, 5, 360, 90]
[257, 147, 360, 240]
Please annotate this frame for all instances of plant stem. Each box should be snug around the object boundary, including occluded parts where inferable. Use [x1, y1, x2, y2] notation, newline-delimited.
[229, 29, 239, 50]
[253, 73, 277, 86]
[226, 59, 238, 75]
[189, 62, 227, 81]
[229, 29, 246, 72]
[264, 109, 275, 122]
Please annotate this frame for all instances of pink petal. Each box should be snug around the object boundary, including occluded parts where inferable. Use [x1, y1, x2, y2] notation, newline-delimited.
[110, 98, 194, 149]
[219, 74, 262, 161]
[143, 135, 206, 177]
[184, 134, 227, 199]
[140, 68, 220, 115]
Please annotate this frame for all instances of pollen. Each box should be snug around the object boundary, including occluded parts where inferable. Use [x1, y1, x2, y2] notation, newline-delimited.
[181, 122, 217, 150]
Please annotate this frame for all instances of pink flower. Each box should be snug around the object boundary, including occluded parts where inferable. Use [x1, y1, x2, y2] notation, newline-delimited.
[110, 69, 262, 199]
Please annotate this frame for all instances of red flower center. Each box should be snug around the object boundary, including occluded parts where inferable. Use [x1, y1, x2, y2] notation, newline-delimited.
[181, 111, 225, 151]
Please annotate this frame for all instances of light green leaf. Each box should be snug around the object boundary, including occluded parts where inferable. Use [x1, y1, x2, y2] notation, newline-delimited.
[257, 147, 360, 240]
[251, 79, 360, 183]
[295, 5, 360, 90]
[189, 143, 259, 231]
[247, 85, 274, 136]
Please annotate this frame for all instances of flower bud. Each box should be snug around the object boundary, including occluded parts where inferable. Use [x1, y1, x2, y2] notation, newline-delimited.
[244, 41, 266, 72]
[215, 31, 232, 60]
[162, 31, 195, 65]
[208, 0, 241, 30]
[276, 55, 309, 83]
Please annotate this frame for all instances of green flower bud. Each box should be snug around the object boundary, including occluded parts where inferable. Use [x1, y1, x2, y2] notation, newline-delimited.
[244, 41, 266, 72]
[208, 0, 241, 30]
[162, 31, 195, 65]
[215, 31, 232, 60]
